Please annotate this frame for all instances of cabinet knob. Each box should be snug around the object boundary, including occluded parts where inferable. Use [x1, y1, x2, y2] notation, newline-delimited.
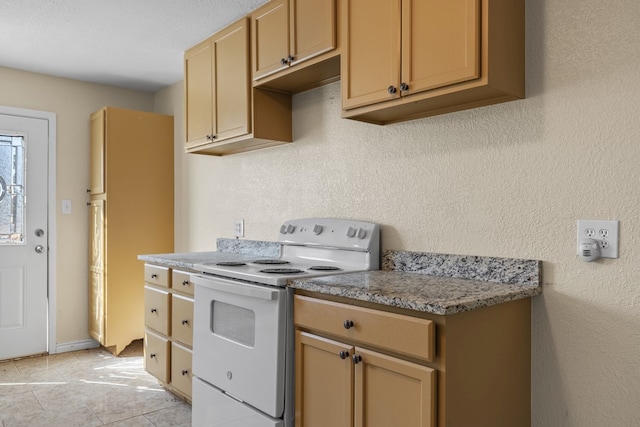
[151, 274, 158, 279]
[339, 350, 350, 360]
[352, 354, 362, 364]
[400, 82, 409, 92]
[150, 353, 156, 359]
[182, 369, 189, 376]
[151, 308, 157, 313]
[343, 320, 354, 330]
[281, 57, 288, 65]
[86, 189, 91, 193]
[182, 280, 190, 286]
[287, 55, 295, 63]
[181, 319, 189, 325]
[387, 85, 397, 94]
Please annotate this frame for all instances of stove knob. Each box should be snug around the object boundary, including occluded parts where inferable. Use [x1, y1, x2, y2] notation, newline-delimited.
[280, 224, 288, 234]
[346, 226, 357, 238]
[357, 228, 367, 239]
[286, 224, 296, 234]
[313, 224, 323, 235]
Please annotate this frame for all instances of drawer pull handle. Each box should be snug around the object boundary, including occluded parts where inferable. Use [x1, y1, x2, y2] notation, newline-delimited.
[343, 320, 354, 329]
[181, 319, 189, 325]
[150, 308, 157, 313]
[352, 354, 362, 364]
[151, 274, 158, 279]
[182, 280, 190, 286]
[150, 353, 156, 359]
[339, 350, 350, 360]
[182, 369, 189, 376]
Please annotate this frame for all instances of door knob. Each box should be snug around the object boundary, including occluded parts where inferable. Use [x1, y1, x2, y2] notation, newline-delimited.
[35, 245, 45, 253]
[35, 228, 44, 237]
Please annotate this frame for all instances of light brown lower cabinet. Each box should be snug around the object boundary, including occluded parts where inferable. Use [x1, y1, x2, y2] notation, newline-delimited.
[143, 265, 194, 402]
[296, 331, 436, 427]
[294, 293, 532, 427]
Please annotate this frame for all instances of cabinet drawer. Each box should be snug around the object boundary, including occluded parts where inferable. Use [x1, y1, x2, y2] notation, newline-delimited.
[294, 295, 434, 362]
[145, 265, 170, 288]
[172, 270, 194, 296]
[144, 286, 171, 335]
[171, 294, 194, 347]
[145, 330, 170, 383]
[171, 342, 193, 399]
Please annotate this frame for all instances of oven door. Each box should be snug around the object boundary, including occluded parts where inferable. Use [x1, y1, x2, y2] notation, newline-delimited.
[192, 274, 287, 418]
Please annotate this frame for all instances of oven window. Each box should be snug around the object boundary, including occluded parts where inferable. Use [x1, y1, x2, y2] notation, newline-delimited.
[211, 301, 255, 347]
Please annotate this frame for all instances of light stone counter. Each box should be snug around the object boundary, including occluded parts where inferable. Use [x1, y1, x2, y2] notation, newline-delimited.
[289, 250, 541, 315]
[137, 238, 281, 270]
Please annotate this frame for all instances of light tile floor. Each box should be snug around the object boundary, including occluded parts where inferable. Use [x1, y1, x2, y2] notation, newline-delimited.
[0, 341, 191, 427]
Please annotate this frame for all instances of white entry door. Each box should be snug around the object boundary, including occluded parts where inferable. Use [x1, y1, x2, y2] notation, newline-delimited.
[0, 113, 49, 360]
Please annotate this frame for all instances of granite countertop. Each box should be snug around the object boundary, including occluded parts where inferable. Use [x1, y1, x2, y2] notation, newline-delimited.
[139, 242, 542, 316]
[289, 250, 542, 316]
[137, 238, 281, 270]
[289, 270, 541, 315]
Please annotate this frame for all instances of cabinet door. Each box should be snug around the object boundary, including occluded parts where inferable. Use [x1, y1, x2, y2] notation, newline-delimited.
[354, 347, 436, 427]
[88, 199, 105, 344]
[252, 0, 290, 80]
[214, 18, 251, 141]
[290, 0, 336, 65]
[402, 0, 480, 95]
[184, 38, 214, 148]
[296, 331, 354, 427]
[89, 110, 104, 195]
[171, 342, 193, 399]
[144, 286, 171, 335]
[145, 330, 170, 383]
[342, 0, 401, 109]
[171, 294, 194, 347]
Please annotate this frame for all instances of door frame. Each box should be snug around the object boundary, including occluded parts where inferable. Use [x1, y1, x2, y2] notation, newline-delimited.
[0, 105, 57, 355]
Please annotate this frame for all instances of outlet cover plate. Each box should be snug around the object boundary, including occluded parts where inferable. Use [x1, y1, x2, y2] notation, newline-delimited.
[234, 219, 244, 238]
[577, 220, 619, 258]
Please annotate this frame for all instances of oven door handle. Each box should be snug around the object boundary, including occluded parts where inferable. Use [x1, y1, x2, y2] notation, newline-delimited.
[192, 275, 278, 301]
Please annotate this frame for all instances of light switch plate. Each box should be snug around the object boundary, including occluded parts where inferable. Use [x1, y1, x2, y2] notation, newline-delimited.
[577, 220, 619, 258]
[61, 199, 72, 214]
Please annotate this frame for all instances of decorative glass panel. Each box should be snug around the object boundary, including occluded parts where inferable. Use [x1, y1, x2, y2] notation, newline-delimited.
[0, 134, 26, 245]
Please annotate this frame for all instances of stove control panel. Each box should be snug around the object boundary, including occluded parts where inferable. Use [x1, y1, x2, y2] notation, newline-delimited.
[278, 218, 380, 251]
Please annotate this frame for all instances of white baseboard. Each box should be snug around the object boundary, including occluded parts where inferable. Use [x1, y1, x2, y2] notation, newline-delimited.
[53, 339, 100, 354]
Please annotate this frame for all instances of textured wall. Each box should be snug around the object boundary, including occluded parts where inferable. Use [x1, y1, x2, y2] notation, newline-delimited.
[161, 0, 640, 424]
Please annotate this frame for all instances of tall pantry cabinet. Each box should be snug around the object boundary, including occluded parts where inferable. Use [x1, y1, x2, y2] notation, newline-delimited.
[89, 107, 174, 355]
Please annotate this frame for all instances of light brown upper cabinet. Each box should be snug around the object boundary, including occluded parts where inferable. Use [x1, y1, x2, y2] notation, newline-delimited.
[184, 17, 292, 155]
[341, 0, 524, 124]
[251, 0, 340, 94]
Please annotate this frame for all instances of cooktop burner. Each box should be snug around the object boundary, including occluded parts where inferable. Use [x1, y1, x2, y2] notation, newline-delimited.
[259, 268, 306, 274]
[216, 262, 247, 267]
[308, 266, 342, 271]
[253, 259, 290, 265]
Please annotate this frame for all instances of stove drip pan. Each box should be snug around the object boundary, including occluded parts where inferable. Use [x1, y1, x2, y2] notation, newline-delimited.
[259, 268, 305, 274]
[253, 259, 290, 265]
[215, 262, 247, 267]
[308, 266, 342, 271]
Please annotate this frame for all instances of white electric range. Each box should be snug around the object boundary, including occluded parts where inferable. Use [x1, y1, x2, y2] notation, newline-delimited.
[191, 218, 380, 427]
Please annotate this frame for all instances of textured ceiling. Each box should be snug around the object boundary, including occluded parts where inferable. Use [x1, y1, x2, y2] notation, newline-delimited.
[0, 0, 268, 92]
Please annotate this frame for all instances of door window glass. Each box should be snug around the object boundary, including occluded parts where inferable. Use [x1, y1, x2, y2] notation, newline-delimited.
[211, 301, 255, 347]
[0, 134, 25, 245]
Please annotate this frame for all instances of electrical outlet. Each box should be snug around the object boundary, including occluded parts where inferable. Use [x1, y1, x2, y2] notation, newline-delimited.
[577, 220, 619, 258]
[234, 219, 244, 238]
